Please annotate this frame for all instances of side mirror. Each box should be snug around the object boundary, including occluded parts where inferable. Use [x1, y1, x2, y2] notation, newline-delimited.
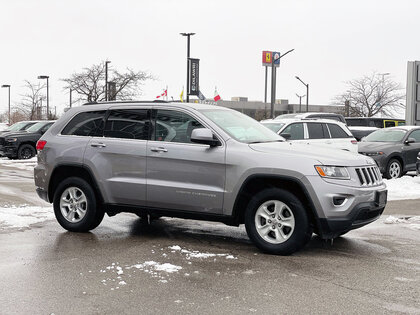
[280, 133, 291, 140]
[190, 128, 220, 147]
[405, 138, 416, 144]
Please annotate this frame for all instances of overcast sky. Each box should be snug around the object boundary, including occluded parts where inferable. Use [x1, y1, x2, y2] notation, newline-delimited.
[0, 0, 419, 116]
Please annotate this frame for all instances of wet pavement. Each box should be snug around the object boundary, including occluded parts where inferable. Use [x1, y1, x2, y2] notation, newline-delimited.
[0, 161, 419, 314]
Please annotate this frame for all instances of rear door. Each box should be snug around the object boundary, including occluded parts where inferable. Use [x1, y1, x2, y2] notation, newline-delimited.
[326, 123, 357, 152]
[306, 122, 331, 148]
[83, 108, 150, 206]
[146, 108, 226, 214]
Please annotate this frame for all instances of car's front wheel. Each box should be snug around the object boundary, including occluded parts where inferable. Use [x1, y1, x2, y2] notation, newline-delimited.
[53, 177, 104, 232]
[385, 158, 402, 179]
[245, 188, 312, 255]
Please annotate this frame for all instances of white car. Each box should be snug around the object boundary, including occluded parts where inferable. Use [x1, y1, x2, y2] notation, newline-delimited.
[261, 118, 358, 152]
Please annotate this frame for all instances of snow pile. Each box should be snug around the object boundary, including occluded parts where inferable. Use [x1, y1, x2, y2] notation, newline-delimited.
[0, 157, 37, 171]
[384, 176, 420, 201]
[384, 215, 420, 230]
[168, 245, 237, 260]
[126, 261, 182, 273]
[0, 205, 54, 229]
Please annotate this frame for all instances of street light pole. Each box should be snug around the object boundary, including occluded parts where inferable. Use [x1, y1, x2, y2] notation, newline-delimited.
[105, 61, 111, 101]
[180, 33, 195, 103]
[296, 93, 305, 113]
[295, 76, 309, 112]
[69, 88, 72, 108]
[38, 75, 49, 119]
[1, 84, 11, 124]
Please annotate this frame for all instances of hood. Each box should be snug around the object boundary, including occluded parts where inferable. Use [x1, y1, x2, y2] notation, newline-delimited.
[358, 141, 398, 152]
[249, 141, 374, 167]
[1, 131, 30, 138]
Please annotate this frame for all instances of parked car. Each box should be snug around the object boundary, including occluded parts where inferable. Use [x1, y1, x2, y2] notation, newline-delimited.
[358, 126, 420, 179]
[261, 118, 358, 152]
[416, 152, 420, 175]
[348, 126, 379, 141]
[34, 102, 387, 255]
[0, 121, 55, 159]
[271, 112, 346, 124]
[0, 120, 39, 136]
[346, 117, 405, 128]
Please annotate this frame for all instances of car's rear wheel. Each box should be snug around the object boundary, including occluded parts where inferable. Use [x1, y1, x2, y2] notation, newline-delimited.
[385, 159, 402, 179]
[245, 188, 312, 255]
[53, 177, 104, 232]
[17, 144, 35, 159]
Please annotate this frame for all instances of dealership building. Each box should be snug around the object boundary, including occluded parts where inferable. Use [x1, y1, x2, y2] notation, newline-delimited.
[206, 97, 345, 119]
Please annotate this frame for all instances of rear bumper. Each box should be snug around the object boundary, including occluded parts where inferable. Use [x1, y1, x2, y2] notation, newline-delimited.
[317, 199, 386, 238]
[36, 188, 49, 202]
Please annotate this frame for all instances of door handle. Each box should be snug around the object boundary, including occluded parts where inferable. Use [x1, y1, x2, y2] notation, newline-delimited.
[150, 147, 168, 152]
[90, 142, 107, 148]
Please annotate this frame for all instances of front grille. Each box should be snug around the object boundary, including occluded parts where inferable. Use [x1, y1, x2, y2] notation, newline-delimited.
[0, 137, 5, 146]
[355, 166, 382, 186]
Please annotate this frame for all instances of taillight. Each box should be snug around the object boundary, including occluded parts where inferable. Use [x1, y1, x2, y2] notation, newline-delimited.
[351, 140, 358, 144]
[36, 140, 47, 151]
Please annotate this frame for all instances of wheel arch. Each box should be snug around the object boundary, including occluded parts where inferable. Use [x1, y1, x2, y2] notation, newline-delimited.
[48, 164, 104, 205]
[231, 175, 321, 233]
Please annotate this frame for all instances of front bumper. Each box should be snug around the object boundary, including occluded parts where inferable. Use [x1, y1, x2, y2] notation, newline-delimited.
[2, 144, 18, 157]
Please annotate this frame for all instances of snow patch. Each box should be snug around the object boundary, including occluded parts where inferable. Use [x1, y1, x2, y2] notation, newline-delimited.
[0, 205, 53, 229]
[384, 215, 420, 230]
[0, 157, 37, 171]
[384, 176, 420, 201]
[168, 245, 237, 260]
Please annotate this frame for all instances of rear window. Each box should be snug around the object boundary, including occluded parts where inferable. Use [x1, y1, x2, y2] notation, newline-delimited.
[61, 111, 105, 136]
[307, 123, 328, 139]
[327, 123, 351, 138]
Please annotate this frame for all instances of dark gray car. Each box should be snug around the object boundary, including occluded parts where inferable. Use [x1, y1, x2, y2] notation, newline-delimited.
[358, 126, 420, 179]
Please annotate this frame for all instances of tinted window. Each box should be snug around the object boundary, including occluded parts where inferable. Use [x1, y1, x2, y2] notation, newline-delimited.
[282, 123, 304, 140]
[307, 123, 327, 139]
[408, 129, 420, 142]
[328, 123, 350, 138]
[384, 121, 396, 128]
[155, 110, 203, 143]
[104, 110, 149, 140]
[62, 111, 105, 136]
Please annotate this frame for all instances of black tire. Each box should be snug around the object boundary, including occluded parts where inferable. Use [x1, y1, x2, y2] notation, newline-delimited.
[385, 158, 402, 179]
[53, 177, 104, 232]
[17, 144, 36, 159]
[245, 188, 312, 255]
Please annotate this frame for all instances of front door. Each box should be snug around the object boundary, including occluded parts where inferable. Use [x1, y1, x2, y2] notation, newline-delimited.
[146, 109, 226, 214]
[83, 108, 150, 206]
[403, 129, 420, 170]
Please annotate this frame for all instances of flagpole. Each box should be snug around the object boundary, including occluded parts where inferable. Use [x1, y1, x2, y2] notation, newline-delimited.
[166, 85, 168, 101]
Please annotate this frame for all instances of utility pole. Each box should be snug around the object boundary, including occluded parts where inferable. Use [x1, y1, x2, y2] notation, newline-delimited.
[180, 33, 195, 103]
[69, 88, 72, 108]
[1, 84, 11, 124]
[37, 75, 49, 119]
[105, 61, 111, 101]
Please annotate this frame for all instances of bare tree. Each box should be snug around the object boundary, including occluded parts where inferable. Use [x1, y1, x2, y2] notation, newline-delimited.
[18, 80, 47, 120]
[62, 61, 153, 103]
[334, 72, 405, 117]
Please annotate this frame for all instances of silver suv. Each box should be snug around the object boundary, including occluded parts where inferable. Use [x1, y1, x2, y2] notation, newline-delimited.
[34, 102, 387, 255]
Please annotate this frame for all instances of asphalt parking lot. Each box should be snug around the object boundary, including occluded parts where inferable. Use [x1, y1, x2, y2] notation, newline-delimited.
[0, 161, 419, 314]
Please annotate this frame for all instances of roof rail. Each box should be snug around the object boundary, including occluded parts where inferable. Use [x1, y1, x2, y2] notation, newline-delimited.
[82, 100, 171, 106]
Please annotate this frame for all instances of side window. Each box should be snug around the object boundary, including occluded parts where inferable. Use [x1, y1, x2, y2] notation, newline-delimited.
[384, 121, 396, 128]
[307, 123, 327, 139]
[328, 123, 350, 138]
[155, 110, 204, 143]
[40, 123, 53, 133]
[104, 110, 149, 140]
[408, 130, 420, 142]
[281, 123, 304, 140]
[61, 111, 106, 136]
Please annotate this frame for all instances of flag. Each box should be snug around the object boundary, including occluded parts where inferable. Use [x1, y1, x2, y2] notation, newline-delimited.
[198, 90, 206, 101]
[156, 89, 167, 99]
[214, 87, 221, 102]
[180, 87, 184, 102]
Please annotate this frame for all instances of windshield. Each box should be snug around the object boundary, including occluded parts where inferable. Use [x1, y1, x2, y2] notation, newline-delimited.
[200, 109, 283, 143]
[364, 128, 406, 142]
[26, 122, 47, 133]
[261, 122, 285, 133]
[6, 122, 29, 131]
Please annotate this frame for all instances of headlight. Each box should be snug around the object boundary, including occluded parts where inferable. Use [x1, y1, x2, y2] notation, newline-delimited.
[6, 138, 17, 142]
[315, 165, 350, 179]
[364, 152, 384, 156]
